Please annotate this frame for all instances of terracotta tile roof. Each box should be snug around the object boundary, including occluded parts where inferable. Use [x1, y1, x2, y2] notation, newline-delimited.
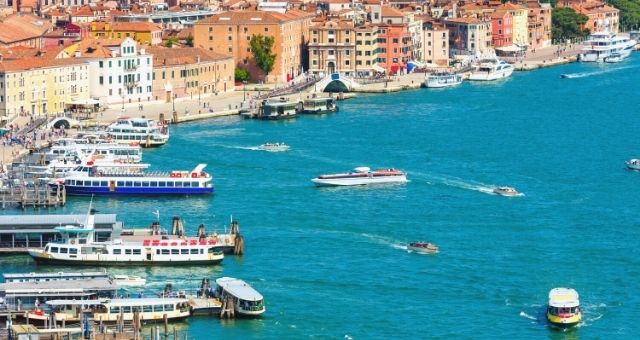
[71, 6, 95, 17]
[176, 28, 193, 40]
[491, 9, 511, 19]
[146, 46, 232, 66]
[497, 3, 524, 11]
[93, 22, 162, 32]
[68, 38, 126, 58]
[0, 14, 53, 44]
[0, 56, 86, 72]
[445, 17, 485, 24]
[381, 6, 404, 17]
[195, 9, 314, 25]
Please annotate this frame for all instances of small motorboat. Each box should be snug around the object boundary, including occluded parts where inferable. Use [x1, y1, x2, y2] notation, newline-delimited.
[258, 143, 290, 152]
[547, 288, 582, 328]
[111, 275, 147, 287]
[493, 186, 520, 197]
[625, 158, 640, 170]
[560, 74, 571, 79]
[312, 167, 407, 186]
[407, 242, 439, 254]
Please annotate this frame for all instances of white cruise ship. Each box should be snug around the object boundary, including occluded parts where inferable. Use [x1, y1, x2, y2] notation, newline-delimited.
[28, 206, 224, 265]
[580, 30, 636, 63]
[104, 117, 169, 147]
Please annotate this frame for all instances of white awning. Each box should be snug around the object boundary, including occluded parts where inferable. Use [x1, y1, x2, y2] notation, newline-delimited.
[68, 99, 99, 106]
[371, 64, 385, 73]
[496, 45, 524, 52]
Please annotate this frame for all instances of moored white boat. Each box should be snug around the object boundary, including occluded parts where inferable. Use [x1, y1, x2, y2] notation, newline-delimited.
[580, 30, 636, 63]
[111, 275, 146, 287]
[214, 277, 265, 317]
[103, 117, 169, 147]
[625, 158, 640, 170]
[546, 288, 582, 328]
[469, 58, 513, 81]
[493, 186, 520, 197]
[407, 242, 439, 254]
[46, 298, 191, 323]
[312, 167, 407, 187]
[424, 73, 463, 88]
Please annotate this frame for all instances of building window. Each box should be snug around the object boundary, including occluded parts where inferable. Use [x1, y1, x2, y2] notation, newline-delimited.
[99, 61, 103, 68]
[99, 76, 104, 85]
[264, 27, 269, 32]
[228, 27, 232, 32]
[228, 47, 232, 53]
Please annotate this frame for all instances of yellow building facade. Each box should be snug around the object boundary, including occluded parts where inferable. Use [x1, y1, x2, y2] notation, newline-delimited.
[90, 22, 163, 46]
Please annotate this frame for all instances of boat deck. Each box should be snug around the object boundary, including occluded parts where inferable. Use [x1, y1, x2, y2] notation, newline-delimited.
[189, 297, 222, 315]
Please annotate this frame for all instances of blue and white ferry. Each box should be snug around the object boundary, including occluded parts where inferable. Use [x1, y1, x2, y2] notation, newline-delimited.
[52, 162, 213, 196]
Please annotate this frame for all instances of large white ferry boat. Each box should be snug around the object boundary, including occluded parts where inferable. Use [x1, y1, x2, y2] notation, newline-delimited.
[28, 207, 225, 265]
[312, 167, 408, 186]
[52, 162, 213, 196]
[468, 58, 513, 81]
[580, 31, 636, 63]
[104, 117, 169, 147]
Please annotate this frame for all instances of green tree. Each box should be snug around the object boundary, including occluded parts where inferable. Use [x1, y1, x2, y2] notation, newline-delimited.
[551, 8, 590, 42]
[607, 0, 640, 31]
[185, 34, 194, 47]
[249, 34, 276, 79]
[235, 67, 250, 82]
[164, 36, 179, 48]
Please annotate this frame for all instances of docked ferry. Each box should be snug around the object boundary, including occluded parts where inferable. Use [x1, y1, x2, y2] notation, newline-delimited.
[298, 97, 338, 114]
[104, 117, 169, 147]
[547, 288, 582, 328]
[52, 163, 213, 196]
[45, 298, 191, 323]
[424, 73, 463, 88]
[580, 31, 636, 63]
[312, 167, 408, 186]
[28, 208, 225, 265]
[215, 277, 265, 317]
[47, 141, 143, 163]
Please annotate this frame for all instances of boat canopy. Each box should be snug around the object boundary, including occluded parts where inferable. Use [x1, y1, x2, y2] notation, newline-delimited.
[548, 288, 580, 308]
[216, 277, 263, 301]
[103, 298, 188, 306]
[354, 167, 371, 173]
[46, 299, 108, 306]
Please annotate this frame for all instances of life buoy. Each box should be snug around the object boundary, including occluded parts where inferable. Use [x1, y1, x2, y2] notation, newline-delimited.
[191, 173, 197, 178]
[176, 173, 181, 178]
[170, 173, 176, 178]
[70, 240, 76, 245]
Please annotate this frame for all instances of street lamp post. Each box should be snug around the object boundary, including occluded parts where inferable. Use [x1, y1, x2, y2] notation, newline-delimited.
[243, 80, 247, 102]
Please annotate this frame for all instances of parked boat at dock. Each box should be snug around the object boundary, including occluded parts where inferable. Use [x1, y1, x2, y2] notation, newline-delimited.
[468, 58, 513, 81]
[52, 163, 213, 196]
[28, 207, 225, 265]
[424, 72, 463, 88]
[580, 30, 635, 63]
[298, 97, 338, 114]
[254, 98, 299, 120]
[546, 288, 582, 328]
[103, 117, 169, 147]
[312, 167, 407, 187]
[2, 271, 109, 283]
[111, 275, 146, 287]
[215, 277, 265, 317]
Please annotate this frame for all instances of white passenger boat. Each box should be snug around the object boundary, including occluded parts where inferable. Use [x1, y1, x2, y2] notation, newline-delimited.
[47, 142, 142, 163]
[424, 72, 463, 88]
[111, 275, 146, 287]
[255, 98, 299, 120]
[546, 288, 582, 328]
[104, 117, 169, 147]
[3, 271, 108, 283]
[468, 58, 513, 81]
[407, 242, 439, 254]
[257, 143, 290, 152]
[214, 277, 265, 317]
[52, 162, 213, 196]
[298, 97, 338, 114]
[46, 298, 191, 323]
[312, 167, 407, 187]
[493, 186, 520, 197]
[28, 206, 225, 265]
[625, 159, 640, 170]
[580, 30, 636, 63]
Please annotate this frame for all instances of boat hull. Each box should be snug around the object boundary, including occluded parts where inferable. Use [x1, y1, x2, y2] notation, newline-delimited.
[299, 107, 339, 114]
[469, 67, 513, 81]
[407, 245, 438, 254]
[31, 256, 223, 266]
[547, 312, 581, 328]
[312, 175, 407, 187]
[54, 184, 213, 196]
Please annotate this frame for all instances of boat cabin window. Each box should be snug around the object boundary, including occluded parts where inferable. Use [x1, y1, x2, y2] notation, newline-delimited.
[161, 249, 170, 255]
[143, 305, 153, 312]
[113, 249, 121, 255]
[126, 181, 133, 187]
[164, 304, 174, 312]
[175, 181, 183, 187]
[92, 181, 99, 186]
[190, 249, 198, 254]
[133, 249, 141, 255]
[167, 182, 175, 187]
[60, 247, 68, 254]
[153, 305, 164, 312]
[100, 181, 108, 187]
[110, 306, 120, 314]
[51, 247, 58, 253]
[171, 249, 179, 255]
[200, 249, 204, 254]
[208, 247, 222, 254]
[125, 249, 132, 255]
[181, 249, 188, 255]
[78, 238, 87, 245]
[159, 182, 166, 187]
[69, 248, 78, 255]
[117, 181, 125, 186]
[134, 181, 142, 187]
[122, 306, 131, 313]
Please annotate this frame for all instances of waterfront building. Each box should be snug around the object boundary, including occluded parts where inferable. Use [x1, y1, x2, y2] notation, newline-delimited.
[355, 24, 381, 76]
[308, 19, 356, 76]
[63, 37, 154, 105]
[371, 5, 413, 74]
[491, 10, 513, 48]
[0, 13, 53, 49]
[0, 213, 121, 252]
[90, 22, 164, 46]
[42, 23, 88, 48]
[421, 21, 450, 67]
[496, 2, 528, 46]
[558, 0, 620, 34]
[113, 9, 217, 25]
[524, 0, 551, 49]
[146, 46, 234, 102]
[0, 53, 89, 117]
[193, 9, 314, 83]
[444, 16, 492, 57]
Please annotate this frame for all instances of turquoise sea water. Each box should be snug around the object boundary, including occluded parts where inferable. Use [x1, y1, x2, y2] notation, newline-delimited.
[2, 55, 640, 338]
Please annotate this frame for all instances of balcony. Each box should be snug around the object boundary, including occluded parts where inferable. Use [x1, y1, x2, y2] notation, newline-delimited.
[123, 79, 138, 88]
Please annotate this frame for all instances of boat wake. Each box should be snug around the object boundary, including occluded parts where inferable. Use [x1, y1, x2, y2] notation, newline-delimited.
[519, 311, 537, 321]
[413, 172, 498, 195]
[360, 233, 407, 251]
[561, 65, 636, 79]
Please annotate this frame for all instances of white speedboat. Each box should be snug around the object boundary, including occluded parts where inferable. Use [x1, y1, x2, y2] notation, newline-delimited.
[258, 143, 290, 152]
[493, 186, 520, 196]
[407, 242, 439, 254]
[580, 30, 636, 63]
[547, 288, 581, 328]
[111, 275, 146, 287]
[424, 73, 463, 88]
[469, 58, 513, 81]
[214, 277, 265, 317]
[312, 167, 407, 186]
[625, 159, 640, 170]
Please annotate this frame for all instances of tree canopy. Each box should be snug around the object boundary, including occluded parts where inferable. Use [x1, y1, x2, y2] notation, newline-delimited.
[235, 67, 250, 82]
[249, 34, 277, 76]
[551, 8, 590, 42]
[607, 0, 640, 31]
